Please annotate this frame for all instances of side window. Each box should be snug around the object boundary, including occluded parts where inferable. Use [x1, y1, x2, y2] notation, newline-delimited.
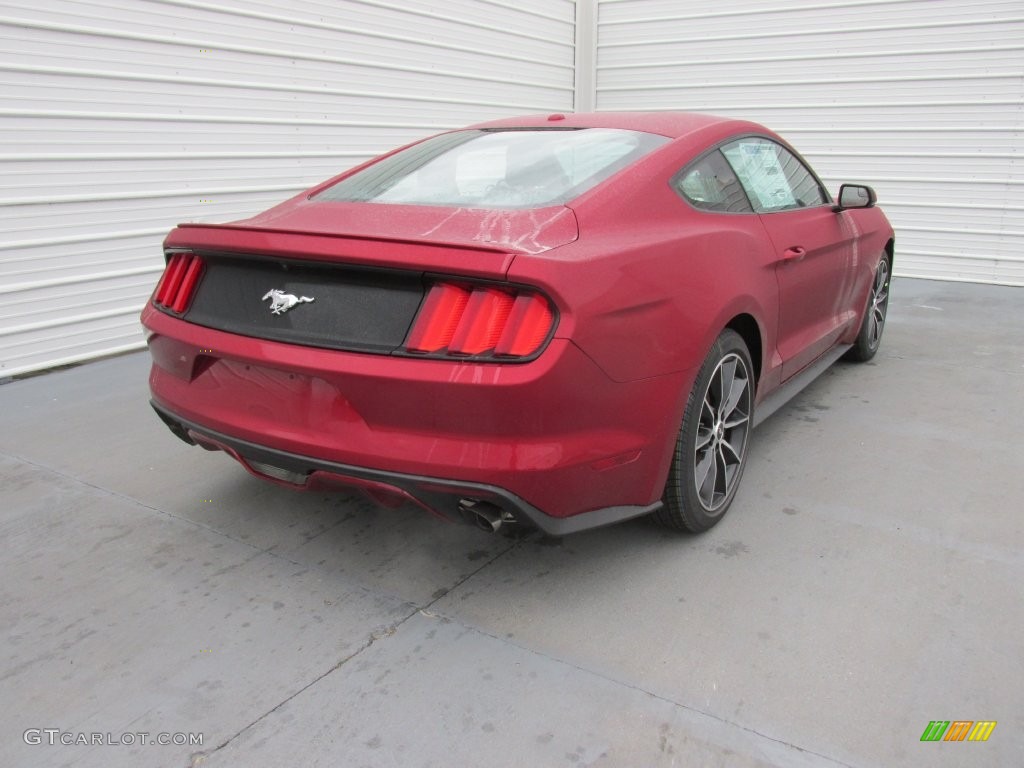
[673, 150, 752, 213]
[721, 138, 828, 213]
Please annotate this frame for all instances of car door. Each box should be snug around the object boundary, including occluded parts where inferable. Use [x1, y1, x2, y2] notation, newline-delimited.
[722, 137, 859, 380]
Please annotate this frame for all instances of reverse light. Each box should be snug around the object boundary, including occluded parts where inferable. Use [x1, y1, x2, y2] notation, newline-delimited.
[404, 282, 555, 360]
[153, 252, 204, 315]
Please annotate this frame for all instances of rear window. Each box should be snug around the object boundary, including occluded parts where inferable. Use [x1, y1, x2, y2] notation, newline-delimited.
[316, 128, 670, 210]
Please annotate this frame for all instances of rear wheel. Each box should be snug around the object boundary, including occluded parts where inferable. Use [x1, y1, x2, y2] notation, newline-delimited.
[657, 329, 753, 533]
[845, 255, 890, 362]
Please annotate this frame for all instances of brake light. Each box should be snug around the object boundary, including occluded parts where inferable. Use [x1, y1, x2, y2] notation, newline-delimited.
[402, 283, 470, 352]
[153, 252, 204, 315]
[448, 288, 515, 355]
[404, 282, 555, 360]
[494, 294, 554, 356]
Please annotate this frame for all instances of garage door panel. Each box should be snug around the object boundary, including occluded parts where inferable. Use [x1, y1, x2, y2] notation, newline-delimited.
[597, 43, 1024, 74]
[2, 1, 575, 73]
[782, 130, 1021, 155]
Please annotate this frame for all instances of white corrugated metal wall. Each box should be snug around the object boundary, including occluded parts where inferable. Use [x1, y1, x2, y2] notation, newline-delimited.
[594, 0, 1024, 286]
[0, 0, 575, 378]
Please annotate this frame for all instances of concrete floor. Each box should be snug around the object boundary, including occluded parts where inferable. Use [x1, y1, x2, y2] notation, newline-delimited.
[1, 277, 1021, 768]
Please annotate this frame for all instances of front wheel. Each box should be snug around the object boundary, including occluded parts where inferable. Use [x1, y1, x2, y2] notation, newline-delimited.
[845, 255, 891, 362]
[656, 329, 754, 533]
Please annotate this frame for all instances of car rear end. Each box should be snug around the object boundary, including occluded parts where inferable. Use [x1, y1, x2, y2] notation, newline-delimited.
[142, 123, 694, 534]
[144, 214, 685, 534]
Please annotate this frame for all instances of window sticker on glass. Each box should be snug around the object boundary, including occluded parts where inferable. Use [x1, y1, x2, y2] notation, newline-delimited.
[723, 141, 797, 211]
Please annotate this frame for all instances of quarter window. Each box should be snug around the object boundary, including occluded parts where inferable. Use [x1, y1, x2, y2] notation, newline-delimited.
[721, 138, 828, 212]
[674, 150, 753, 213]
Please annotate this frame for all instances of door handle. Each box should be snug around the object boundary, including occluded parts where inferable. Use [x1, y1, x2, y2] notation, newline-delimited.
[782, 246, 807, 261]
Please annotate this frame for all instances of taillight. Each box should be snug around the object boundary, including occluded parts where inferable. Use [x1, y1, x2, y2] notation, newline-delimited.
[153, 252, 204, 315]
[403, 282, 555, 360]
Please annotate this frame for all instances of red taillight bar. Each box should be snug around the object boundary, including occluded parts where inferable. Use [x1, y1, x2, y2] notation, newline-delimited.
[171, 256, 204, 314]
[153, 252, 204, 315]
[403, 284, 470, 352]
[154, 253, 186, 306]
[494, 294, 554, 357]
[447, 288, 515, 355]
[404, 281, 556, 361]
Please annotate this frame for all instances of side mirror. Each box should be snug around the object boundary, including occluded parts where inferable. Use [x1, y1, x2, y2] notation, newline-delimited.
[833, 184, 877, 212]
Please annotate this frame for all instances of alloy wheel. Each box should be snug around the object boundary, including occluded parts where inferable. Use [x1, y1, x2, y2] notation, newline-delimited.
[868, 259, 890, 348]
[694, 353, 752, 512]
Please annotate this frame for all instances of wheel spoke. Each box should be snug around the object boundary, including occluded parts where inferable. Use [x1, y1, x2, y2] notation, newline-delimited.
[715, 446, 728, 499]
[720, 445, 738, 486]
[721, 372, 748, 421]
[720, 436, 742, 464]
[718, 359, 736, 409]
[874, 265, 888, 301]
[696, 447, 717, 506]
[709, 371, 722, 412]
[695, 426, 714, 450]
[695, 447, 715, 488]
[723, 412, 749, 429]
[702, 396, 715, 421]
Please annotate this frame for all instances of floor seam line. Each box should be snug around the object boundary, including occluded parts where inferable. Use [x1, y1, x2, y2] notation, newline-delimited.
[184, 539, 520, 766]
[434, 611, 858, 768]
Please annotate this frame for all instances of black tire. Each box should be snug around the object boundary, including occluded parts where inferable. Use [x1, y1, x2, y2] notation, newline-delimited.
[656, 329, 754, 533]
[845, 255, 891, 362]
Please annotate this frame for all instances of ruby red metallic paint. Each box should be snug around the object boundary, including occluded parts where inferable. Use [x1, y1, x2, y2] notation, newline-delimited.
[142, 112, 893, 533]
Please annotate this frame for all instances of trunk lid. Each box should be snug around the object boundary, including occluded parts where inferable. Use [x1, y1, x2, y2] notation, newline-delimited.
[159, 201, 576, 355]
[178, 200, 579, 257]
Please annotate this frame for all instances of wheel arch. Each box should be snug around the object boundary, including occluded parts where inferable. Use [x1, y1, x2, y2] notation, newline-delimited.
[724, 313, 763, 385]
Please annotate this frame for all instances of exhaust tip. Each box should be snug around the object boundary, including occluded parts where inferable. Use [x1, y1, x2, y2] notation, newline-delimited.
[458, 499, 513, 533]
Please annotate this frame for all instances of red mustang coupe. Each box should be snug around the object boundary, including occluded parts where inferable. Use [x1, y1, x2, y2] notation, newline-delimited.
[142, 112, 893, 536]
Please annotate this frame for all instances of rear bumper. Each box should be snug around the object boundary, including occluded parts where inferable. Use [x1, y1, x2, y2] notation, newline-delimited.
[142, 305, 690, 528]
[152, 402, 661, 536]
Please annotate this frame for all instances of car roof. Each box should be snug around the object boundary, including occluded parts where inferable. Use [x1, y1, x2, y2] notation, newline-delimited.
[466, 111, 763, 140]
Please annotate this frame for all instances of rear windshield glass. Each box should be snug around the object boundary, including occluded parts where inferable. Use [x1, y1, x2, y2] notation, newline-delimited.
[316, 128, 670, 209]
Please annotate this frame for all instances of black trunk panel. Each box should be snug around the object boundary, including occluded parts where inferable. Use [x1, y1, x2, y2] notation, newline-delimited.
[184, 254, 424, 353]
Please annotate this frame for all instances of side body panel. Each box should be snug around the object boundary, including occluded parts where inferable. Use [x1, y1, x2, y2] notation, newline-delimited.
[758, 206, 860, 378]
[759, 204, 893, 380]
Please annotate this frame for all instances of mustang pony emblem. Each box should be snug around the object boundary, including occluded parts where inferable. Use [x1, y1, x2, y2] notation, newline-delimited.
[262, 289, 315, 315]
